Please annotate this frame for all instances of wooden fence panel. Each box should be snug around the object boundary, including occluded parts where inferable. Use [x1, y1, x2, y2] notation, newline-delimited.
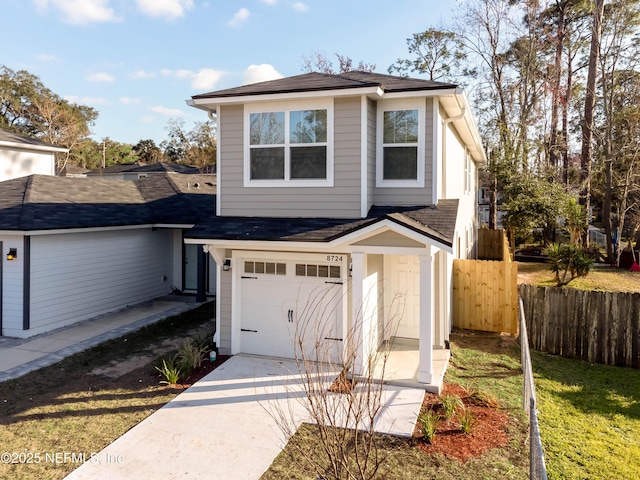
[477, 229, 507, 260]
[453, 259, 518, 334]
[519, 284, 640, 369]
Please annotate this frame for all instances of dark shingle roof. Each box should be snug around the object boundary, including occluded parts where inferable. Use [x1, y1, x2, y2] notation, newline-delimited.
[0, 174, 216, 231]
[192, 71, 457, 100]
[0, 128, 68, 151]
[185, 200, 459, 247]
[87, 162, 216, 176]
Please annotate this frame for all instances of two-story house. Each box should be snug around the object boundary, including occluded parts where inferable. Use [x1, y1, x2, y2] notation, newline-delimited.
[185, 71, 485, 392]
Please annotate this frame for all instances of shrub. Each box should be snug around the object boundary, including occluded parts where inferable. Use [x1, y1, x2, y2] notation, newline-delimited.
[417, 410, 441, 443]
[469, 390, 501, 409]
[155, 355, 184, 385]
[546, 243, 594, 287]
[440, 394, 464, 422]
[459, 406, 475, 434]
[177, 339, 208, 371]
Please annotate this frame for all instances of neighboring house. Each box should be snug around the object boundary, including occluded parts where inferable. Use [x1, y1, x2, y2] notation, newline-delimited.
[0, 128, 68, 181]
[87, 161, 217, 181]
[0, 174, 216, 338]
[185, 71, 486, 391]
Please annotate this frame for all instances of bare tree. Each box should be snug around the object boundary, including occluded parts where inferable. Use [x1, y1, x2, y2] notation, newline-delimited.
[301, 51, 376, 74]
[263, 284, 405, 480]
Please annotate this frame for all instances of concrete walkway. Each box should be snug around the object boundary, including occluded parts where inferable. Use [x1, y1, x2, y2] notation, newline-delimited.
[0, 295, 205, 383]
[63, 354, 426, 480]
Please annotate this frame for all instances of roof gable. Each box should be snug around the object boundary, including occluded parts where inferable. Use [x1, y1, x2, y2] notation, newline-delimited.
[0, 128, 68, 153]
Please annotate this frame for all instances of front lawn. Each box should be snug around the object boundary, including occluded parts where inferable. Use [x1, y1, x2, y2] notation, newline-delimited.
[517, 261, 640, 292]
[532, 351, 640, 480]
[0, 302, 217, 480]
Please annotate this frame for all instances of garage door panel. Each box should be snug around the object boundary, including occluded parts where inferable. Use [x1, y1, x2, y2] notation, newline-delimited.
[240, 264, 343, 363]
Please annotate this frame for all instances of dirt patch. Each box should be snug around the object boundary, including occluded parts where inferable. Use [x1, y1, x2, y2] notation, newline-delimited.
[413, 383, 510, 462]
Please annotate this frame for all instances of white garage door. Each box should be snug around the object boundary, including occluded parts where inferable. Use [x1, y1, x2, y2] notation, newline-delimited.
[239, 258, 344, 363]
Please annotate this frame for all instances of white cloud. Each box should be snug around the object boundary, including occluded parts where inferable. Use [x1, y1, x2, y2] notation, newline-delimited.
[260, 0, 277, 4]
[291, 2, 309, 12]
[149, 105, 185, 116]
[131, 69, 156, 79]
[135, 0, 194, 20]
[228, 7, 250, 28]
[35, 53, 61, 62]
[65, 95, 108, 106]
[86, 72, 115, 83]
[34, 0, 119, 25]
[164, 68, 226, 90]
[243, 64, 283, 85]
[120, 97, 142, 105]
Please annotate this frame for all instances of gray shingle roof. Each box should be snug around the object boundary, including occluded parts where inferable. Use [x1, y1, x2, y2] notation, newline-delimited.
[192, 71, 457, 100]
[185, 200, 459, 247]
[86, 162, 212, 176]
[0, 174, 216, 231]
[0, 128, 68, 151]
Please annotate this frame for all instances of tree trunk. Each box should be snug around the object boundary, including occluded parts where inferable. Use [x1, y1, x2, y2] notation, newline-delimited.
[579, 0, 605, 247]
[550, 1, 566, 169]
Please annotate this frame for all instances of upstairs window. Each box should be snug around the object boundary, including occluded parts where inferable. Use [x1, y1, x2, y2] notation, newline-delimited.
[245, 101, 333, 187]
[376, 100, 425, 187]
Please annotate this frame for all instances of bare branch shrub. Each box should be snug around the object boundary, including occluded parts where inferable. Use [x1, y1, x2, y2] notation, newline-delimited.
[263, 282, 405, 480]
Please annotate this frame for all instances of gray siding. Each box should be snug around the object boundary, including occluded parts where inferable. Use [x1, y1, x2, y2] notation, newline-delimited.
[218, 268, 232, 354]
[219, 98, 362, 218]
[373, 97, 434, 206]
[23, 229, 174, 337]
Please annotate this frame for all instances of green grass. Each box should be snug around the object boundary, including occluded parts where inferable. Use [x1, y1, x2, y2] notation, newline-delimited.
[0, 301, 216, 480]
[532, 350, 640, 480]
[518, 262, 640, 293]
[261, 330, 529, 480]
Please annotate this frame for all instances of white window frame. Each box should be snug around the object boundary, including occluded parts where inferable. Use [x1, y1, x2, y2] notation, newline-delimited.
[376, 98, 425, 188]
[244, 100, 334, 187]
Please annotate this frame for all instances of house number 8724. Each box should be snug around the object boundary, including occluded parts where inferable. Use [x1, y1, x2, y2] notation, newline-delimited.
[326, 255, 343, 262]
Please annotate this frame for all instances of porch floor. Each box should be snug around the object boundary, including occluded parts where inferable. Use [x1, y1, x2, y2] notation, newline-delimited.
[373, 337, 450, 394]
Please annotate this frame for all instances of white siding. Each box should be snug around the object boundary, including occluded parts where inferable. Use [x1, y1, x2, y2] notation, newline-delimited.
[18, 229, 174, 337]
[443, 115, 479, 259]
[0, 235, 25, 336]
[0, 147, 55, 181]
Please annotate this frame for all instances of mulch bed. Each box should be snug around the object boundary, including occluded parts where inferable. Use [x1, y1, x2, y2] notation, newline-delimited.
[160, 355, 231, 389]
[413, 383, 510, 461]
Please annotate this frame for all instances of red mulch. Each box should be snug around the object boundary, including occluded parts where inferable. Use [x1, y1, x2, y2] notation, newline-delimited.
[413, 383, 510, 462]
[161, 355, 231, 389]
[328, 375, 356, 394]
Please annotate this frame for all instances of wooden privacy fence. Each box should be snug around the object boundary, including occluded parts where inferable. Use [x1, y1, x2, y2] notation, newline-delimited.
[519, 284, 640, 368]
[477, 228, 511, 261]
[453, 259, 518, 334]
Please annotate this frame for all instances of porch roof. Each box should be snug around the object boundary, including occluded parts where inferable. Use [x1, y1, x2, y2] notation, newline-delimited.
[185, 199, 459, 247]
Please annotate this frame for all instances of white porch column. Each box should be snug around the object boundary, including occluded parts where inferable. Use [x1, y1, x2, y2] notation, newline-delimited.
[418, 250, 435, 384]
[350, 252, 366, 376]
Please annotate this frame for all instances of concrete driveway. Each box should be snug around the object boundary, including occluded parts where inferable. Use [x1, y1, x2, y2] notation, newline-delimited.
[64, 355, 425, 480]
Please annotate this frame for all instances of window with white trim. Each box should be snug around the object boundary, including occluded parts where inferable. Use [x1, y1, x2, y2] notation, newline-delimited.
[245, 101, 333, 186]
[376, 99, 425, 187]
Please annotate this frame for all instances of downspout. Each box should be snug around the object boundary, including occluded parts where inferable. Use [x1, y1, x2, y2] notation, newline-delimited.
[441, 94, 466, 199]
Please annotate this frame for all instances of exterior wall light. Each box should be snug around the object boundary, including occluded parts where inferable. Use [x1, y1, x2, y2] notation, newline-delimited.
[223, 258, 231, 271]
[7, 248, 17, 261]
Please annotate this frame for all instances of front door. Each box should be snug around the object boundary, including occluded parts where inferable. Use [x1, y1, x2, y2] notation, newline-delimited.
[184, 244, 198, 291]
[385, 255, 420, 339]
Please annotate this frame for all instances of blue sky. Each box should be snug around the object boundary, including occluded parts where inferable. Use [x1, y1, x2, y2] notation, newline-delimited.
[2, 0, 454, 146]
